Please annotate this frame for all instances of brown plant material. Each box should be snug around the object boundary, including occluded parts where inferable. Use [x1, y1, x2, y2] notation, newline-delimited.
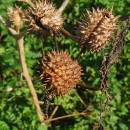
[58, 0, 70, 13]
[98, 18, 130, 129]
[76, 8, 118, 52]
[25, 0, 63, 37]
[7, 6, 24, 32]
[0, 14, 45, 123]
[100, 18, 130, 91]
[44, 111, 87, 123]
[39, 50, 83, 97]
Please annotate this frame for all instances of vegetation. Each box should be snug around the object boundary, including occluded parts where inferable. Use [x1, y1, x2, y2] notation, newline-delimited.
[0, 0, 130, 130]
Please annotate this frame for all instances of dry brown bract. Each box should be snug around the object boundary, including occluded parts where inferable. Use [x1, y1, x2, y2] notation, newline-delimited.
[39, 51, 83, 97]
[76, 8, 118, 52]
[7, 6, 23, 32]
[25, 0, 63, 37]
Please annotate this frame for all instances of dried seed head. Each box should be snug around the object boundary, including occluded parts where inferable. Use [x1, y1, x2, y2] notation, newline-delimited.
[7, 6, 24, 31]
[76, 8, 118, 52]
[39, 51, 83, 97]
[25, 0, 63, 37]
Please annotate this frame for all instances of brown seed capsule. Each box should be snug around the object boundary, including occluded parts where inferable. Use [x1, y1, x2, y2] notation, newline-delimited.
[76, 8, 118, 52]
[39, 51, 83, 97]
[7, 6, 23, 31]
[25, 0, 63, 37]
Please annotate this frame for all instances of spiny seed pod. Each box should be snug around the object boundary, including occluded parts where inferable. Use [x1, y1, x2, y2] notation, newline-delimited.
[7, 6, 23, 31]
[76, 8, 118, 52]
[39, 51, 83, 97]
[26, 0, 63, 37]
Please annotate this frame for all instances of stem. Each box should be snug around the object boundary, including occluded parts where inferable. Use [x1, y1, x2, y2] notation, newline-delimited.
[77, 46, 87, 61]
[60, 27, 79, 43]
[49, 106, 59, 119]
[0, 14, 45, 123]
[44, 112, 86, 123]
[0, 15, 17, 35]
[17, 37, 45, 123]
[74, 91, 88, 108]
[77, 83, 99, 91]
[58, 0, 70, 13]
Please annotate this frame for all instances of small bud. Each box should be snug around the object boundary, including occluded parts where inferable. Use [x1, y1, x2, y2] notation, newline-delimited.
[7, 6, 23, 31]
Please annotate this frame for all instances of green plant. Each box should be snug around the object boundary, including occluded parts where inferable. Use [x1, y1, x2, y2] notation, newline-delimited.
[0, 0, 130, 130]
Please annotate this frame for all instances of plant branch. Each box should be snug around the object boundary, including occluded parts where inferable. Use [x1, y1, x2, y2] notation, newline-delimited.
[60, 27, 79, 43]
[0, 15, 45, 123]
[17, 37, 45, 123]
[0, 15, 6, 26]
[0, 15, 17, 35]
[77, 46, 87, 61]
[44, 111, 86, 123]
[49, 106, 59, 119]
[15, 27, 30, 39]
[77, 83, 99, 91]
[58, 0, 69, 13]
[74, 91, 88, 108]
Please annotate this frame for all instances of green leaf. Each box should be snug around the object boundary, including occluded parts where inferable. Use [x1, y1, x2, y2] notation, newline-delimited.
[0, 47, 5, 55]
[0, 121, 9, 130]
[37, 124, 48, 130]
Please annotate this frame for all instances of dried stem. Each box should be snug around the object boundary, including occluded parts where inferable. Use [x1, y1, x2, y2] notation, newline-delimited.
[98, 18, 130, 128]
[44, 111, 86, 123]
[77, 83, 99, 91]
[0, 15, 29, 37]
[58, 0, 69, 13]
[74, 91, 88, 108]
[0, 15, 45, 123]
[0, 15, 7, 27]
[77, 46, 87, 61]
[17, 37, 45, 123]
[49, 106, 59, 119]
[0, 15, 17, 35]
[60, 27, 79, 43]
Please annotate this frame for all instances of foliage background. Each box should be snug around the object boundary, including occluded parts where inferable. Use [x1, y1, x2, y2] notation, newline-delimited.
[0, 0, 130, 130]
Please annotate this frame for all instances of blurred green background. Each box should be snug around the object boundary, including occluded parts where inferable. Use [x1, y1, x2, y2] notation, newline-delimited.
[0, 0, 130, 130]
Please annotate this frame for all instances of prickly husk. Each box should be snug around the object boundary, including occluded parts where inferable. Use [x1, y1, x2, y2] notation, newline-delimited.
[39, 51, 83, 97]
[76, 8, 118, 52]
[25, 0, 63, 37]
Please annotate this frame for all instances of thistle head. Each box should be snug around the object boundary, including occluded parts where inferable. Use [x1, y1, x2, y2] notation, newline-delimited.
[39, 50, 83, 97]
[76, 8, 118, 52]
[25, 0, 63, 37]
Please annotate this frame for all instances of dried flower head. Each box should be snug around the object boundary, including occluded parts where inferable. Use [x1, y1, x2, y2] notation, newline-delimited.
[25, 0, 63, 37]
[76, 8, 118, 52]
[39, 51, 83, 97]
[7, 6, 23, 31]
